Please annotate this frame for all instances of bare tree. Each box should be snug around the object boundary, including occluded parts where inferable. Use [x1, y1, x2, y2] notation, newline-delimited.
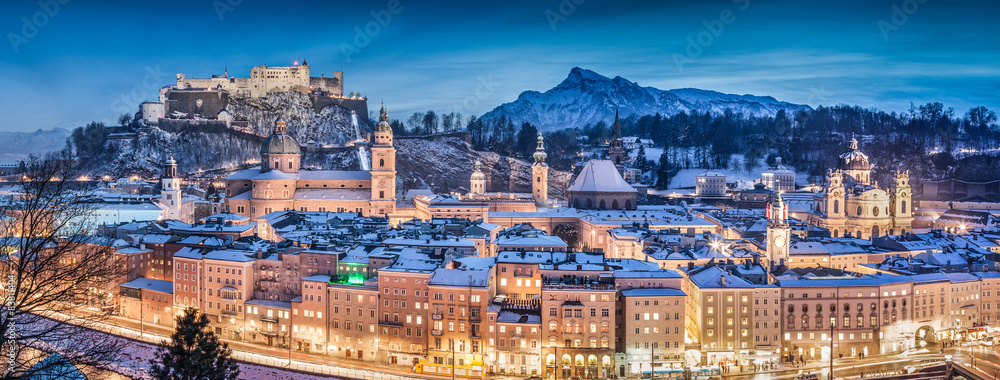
[0, 157, 129, 379]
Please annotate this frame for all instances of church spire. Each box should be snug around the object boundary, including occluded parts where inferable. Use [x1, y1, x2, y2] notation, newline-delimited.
[612, 106, 621, 140]
[376, 102, 392, 132]
[533, 132, 547, 164]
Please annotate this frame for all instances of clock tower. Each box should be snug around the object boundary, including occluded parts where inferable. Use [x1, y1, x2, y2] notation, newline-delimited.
[369, 104, 396, 216]
[766, 192, 791, 270]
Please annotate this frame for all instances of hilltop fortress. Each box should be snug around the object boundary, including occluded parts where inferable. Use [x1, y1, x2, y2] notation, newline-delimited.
[175, 61, 343, 98]
[141, 61, 369, 130]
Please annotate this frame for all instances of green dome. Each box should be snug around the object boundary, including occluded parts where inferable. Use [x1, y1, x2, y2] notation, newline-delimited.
[261, 134, 301, 155]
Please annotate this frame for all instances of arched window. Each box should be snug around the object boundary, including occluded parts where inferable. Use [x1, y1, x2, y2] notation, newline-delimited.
[380, 158, 385, 168]
[536, 176, 541, 183]
[599, 200, 606, 210]
[585, 199, 593, 209]
[611, 200, 619, 209]
[901, 200, 907, 213]
[624, 200, 631, 209]
[833, 200, 839, 214]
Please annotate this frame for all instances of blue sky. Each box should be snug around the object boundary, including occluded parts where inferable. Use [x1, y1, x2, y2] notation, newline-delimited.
[1, 0, 998, 132]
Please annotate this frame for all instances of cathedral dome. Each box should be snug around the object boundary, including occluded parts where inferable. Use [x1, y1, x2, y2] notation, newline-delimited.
[838, 135, 870, 171]
[261, 134, 301, 155]
[262, 116, 300, 155]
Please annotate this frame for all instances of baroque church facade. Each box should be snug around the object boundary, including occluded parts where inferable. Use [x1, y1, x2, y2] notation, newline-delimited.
[809, 135, 913, 239]
[223, 107, 397, 219]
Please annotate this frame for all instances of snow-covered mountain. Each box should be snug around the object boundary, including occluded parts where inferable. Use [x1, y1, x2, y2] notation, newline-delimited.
[481, 67, 812, 131]
[0, 128, 71, 161]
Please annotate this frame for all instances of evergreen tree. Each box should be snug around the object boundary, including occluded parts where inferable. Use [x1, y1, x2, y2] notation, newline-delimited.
[150, 307, 240, 380]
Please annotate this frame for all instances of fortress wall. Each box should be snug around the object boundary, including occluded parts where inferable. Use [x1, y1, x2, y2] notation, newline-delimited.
[165, 90, 230, 117]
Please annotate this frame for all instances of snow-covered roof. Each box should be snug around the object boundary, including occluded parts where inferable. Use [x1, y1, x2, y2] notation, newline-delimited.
[429, 268, 490, 287]
[120, 277, 174, 294]
[568, 159, 636, 193]
[620, 288, 686, 297]
[203, 249, 255, 263]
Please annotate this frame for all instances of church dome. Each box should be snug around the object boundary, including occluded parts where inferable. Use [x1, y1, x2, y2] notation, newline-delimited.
[262, 134, 301, 155]
[838, 135, 870, 171]
[261, 116, 300, 155]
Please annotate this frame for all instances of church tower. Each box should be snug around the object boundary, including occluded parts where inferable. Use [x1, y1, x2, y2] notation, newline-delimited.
[824, 169, 846, 220]
[608, 107, 626, 173]
[470, 160, 486, 195]
[532, 133, 548, 204]
[891, 171, 913, 234]
[766, 192, 791, 270]
[369, 104, 396, 216]
[160, 153, 182, 221]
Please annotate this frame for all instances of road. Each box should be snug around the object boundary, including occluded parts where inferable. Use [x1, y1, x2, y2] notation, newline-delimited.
[724, 344, 993, 380]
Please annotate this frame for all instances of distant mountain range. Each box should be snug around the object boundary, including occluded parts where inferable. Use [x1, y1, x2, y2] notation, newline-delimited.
[481, 67, 812, 131]
[0, 128, 70, 161]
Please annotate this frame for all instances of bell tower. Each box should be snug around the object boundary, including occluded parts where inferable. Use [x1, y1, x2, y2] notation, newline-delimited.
[766, 192, 791, 270]
[369, 104, 396, 216]
[160, 153, 182, 221]
[892, 170, 913, 234]
[470, 160, 486, 195]
[532, 133, 548, 204]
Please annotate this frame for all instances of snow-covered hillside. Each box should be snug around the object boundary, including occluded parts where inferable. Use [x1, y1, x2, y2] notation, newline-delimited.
[481, 67, 811, 131]
[227, 92, 370, 146]
[394, 136, 572, 196]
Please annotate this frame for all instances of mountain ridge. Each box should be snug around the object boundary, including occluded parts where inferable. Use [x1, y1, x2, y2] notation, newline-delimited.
[481, 67, 812, 131]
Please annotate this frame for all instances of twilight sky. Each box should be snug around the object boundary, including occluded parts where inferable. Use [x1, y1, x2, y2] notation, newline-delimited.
[1, 0, 998, 132]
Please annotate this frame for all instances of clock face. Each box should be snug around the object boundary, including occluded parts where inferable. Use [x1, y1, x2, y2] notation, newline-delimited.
[774, 235, 786, 248]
